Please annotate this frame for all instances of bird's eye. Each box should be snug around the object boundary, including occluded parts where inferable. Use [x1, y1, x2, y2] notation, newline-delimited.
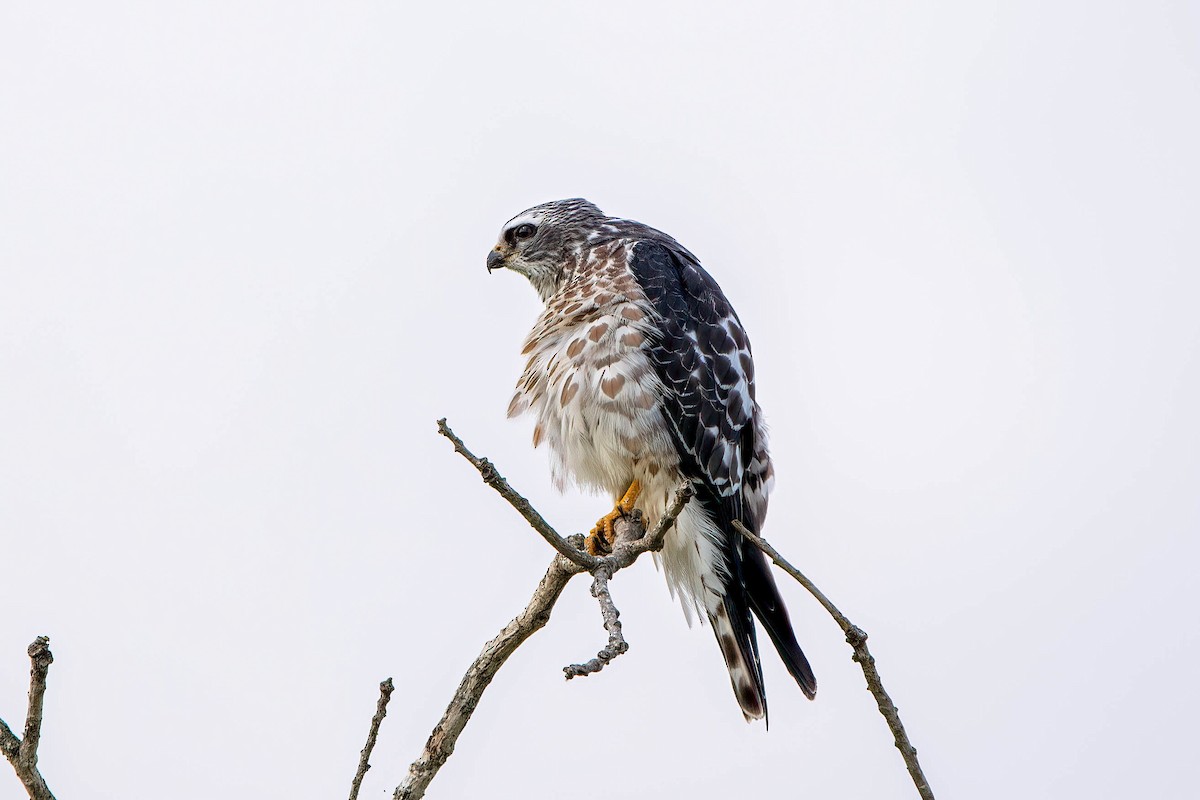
[512, 223, 537, 240]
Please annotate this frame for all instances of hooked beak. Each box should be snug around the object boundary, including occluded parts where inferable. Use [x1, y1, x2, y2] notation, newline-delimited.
[486, 250, 506, 273]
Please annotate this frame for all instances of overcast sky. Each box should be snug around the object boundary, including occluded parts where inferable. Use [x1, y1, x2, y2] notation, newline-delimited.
[2, 2, 1198, 799]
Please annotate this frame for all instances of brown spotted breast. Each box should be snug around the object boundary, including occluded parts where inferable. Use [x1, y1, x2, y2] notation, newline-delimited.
[507, 242, 678, 499]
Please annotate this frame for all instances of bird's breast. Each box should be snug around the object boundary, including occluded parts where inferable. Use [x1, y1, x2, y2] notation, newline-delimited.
[508, 274, 677, 499]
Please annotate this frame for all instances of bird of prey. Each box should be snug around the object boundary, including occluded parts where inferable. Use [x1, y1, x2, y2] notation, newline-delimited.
[488, 198, 816, 721]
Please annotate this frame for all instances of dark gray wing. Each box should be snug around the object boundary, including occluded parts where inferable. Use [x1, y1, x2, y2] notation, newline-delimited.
[628, 238, 817, 706]
[626, 239, 757, 506]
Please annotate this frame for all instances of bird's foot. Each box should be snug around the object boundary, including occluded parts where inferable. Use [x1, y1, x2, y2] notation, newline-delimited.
[586, 510, 620, 556]
[585, 480, 642, 556]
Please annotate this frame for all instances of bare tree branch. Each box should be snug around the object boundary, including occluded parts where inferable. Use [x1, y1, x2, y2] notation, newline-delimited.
[732, 520, 936, 800]
[436, 417, 598, 571]
[395, 422, 693, 800]
[0, 422, 933, 800]
[349, 677, 394, 800]
[393, 551, 581, 800]
[1, 636, 57, 800]
[404, 419, 932, 799]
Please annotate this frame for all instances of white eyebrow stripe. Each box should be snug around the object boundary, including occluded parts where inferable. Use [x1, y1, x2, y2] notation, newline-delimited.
[503, 212, 544, 231]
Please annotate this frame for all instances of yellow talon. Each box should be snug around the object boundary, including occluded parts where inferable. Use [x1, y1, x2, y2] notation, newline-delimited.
[586, 480, 643, 555]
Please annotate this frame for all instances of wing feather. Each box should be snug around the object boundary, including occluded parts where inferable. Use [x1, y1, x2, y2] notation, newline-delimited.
[627, 239, 754, 505]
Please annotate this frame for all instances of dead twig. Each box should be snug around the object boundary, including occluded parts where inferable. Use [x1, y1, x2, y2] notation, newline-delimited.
[563, 546, 627, 678]
[733, 520, 935, 800]
[563, 483, 694, 678]
[0, 636, 57, 800]
[349, 677, 394, 800]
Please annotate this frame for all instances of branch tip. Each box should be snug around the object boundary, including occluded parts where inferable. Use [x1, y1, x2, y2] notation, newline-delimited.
[349, 675, 396, 800]
[733, 521, 935, 800]
[2, 637, 58, 800]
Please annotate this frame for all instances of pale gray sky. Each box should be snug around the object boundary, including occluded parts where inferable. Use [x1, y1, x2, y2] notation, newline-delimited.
[2, 2, 1198, 798]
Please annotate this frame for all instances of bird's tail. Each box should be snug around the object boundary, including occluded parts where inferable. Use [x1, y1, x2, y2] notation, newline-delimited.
[697, 483, 817, 719]
[708, 598, 767, 721]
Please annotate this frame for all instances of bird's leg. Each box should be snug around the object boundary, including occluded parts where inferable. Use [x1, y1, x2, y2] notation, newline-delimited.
[586, 480, 643, 556]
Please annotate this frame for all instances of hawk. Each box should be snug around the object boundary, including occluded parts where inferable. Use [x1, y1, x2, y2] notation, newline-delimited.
[488, 198, 816, 720]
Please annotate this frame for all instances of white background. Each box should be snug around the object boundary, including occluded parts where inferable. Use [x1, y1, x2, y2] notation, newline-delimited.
[2, 2, 1198, 798]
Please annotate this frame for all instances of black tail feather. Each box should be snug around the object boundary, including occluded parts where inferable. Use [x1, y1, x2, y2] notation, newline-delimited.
[695, 482, 817, 719]
[741, 542, 817, 699]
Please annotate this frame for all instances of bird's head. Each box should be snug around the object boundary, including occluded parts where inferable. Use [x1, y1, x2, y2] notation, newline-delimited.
[487, 198, 607, 301]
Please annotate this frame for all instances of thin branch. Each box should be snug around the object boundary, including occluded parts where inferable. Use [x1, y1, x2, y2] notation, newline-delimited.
[1, 636, 57, 800]
[733, 520, 936, 800]
[349, 677, 394, 800]
[563, 559, 627, 678]
[21, 638, 51, 772]
[437, 418, 598, 571]
[562, 483, 693, 679]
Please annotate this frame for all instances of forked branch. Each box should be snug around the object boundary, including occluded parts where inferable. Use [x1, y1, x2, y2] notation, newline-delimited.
[391, 421, 691, 800]
[0, 636, 57, 800]
[386, 419, 934, 800]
